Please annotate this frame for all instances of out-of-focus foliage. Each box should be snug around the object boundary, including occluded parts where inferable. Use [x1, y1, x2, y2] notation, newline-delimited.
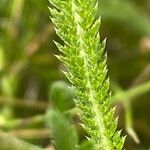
[49, 81, 74, 112]
[46, 109, 78, 150]
[0, 0, 150, 150]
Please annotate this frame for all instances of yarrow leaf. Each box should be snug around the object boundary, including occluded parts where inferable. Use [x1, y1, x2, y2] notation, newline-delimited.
[48, 0, 125, 149]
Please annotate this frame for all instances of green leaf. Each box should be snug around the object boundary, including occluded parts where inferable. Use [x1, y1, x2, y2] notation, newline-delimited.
[78, 141, 93, 150]
[49, 0, 125, 149]
[49, 81, 74, 112]
[46, 109, 78, 150]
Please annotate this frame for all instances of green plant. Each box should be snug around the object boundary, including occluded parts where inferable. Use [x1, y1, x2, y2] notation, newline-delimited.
[46, 109, 78, 150]
[49, 0, 125, 149]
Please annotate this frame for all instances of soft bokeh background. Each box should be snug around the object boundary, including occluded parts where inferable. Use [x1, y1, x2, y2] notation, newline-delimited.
[0, 0, 150, 149]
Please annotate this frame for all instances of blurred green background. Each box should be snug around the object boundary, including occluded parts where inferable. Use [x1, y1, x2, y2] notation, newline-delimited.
[0, 0, 150, 149]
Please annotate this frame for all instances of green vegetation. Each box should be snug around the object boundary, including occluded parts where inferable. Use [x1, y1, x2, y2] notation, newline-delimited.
[0, 0, 150, 150]
[48, 0, 125, 149]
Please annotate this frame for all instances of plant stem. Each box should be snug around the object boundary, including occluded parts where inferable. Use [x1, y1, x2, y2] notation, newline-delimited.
[0, 131, 43, 150]
[112, 81, 150, 103]
[8, 129, 49, 139]
[0, 96, 47, 111]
